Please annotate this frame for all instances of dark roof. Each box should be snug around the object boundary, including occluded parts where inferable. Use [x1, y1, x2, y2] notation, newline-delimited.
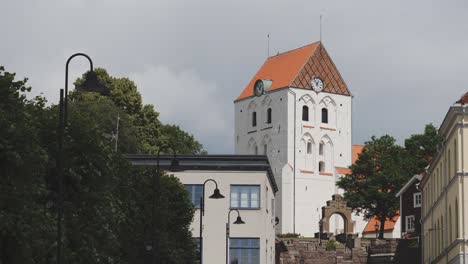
[125, 154, 278, 193]
[457, 92, 468, 104]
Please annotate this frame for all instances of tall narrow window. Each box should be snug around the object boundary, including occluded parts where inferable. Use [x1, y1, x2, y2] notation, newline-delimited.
[254, 145, 258, 155]
[319, 161, 325, 172]
[321, 108, 328, 123]
[264, 144, 267, 155]
[307, 142, 312, 154]
[252, 112, 257, 127]
[266, 108, 272, 124]
[319, 143, 324, 155]
[302, 106, 309, 121]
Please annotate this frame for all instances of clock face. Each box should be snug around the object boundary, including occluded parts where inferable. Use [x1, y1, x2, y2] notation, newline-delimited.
[254, 81, 264, 97]
[311, 77, 324, 92]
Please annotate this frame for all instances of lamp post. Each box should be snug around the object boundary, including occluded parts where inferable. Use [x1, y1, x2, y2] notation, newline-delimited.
[151, 147, 178, 264]
[319, 218, 323, 246]
[374, 222, 380, 239]
[199, 179, 224, 264]
[57, 53, 105, 264]
[226, 209, 245, 264]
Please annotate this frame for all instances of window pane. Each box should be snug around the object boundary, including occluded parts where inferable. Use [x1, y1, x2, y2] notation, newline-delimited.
[185, 185, 203, 208]
[230, 239, 260, 264]
[231, 186, 260, 209]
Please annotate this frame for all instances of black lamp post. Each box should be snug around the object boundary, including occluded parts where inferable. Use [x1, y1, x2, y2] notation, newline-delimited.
[374, 222, 380, 239]
[151, 147, 178, 264]
[319, 218, 323, 246]
[56, 53, 105, 264]
[226, 209, 245, 264]
[199, 179, 224, 264]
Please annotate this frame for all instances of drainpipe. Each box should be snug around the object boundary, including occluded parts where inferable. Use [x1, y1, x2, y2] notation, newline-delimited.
[288, 89, 297, 234]
[462, 103, 466, 264]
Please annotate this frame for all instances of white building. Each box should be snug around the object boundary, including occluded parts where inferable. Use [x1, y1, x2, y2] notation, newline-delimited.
[234, 41, 367, 237]
[128, 154, 278, 264]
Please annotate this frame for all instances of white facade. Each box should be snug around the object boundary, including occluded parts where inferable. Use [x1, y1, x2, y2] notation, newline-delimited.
[175, 170, 276, 264]
[234, 42, 367, 237]
[235, 88, 363, 236]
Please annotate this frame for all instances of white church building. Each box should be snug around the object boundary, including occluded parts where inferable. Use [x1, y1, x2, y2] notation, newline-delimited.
[234, 41, 367, 237]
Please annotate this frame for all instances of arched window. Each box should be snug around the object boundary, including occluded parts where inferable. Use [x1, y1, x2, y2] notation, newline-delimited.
[319, 143, 324, 156]
[252, 111, 257, 127]
[321, 108, 328, 123]
[254, 145, 258, 155]
[267, 108, 272, 124]
[319, 161, 325, 172]
[307, 142, 312, 154]
[302, 106, 309, 121]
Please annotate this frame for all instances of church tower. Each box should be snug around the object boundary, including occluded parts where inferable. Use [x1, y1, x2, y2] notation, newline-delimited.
[234, 41, 361, 236]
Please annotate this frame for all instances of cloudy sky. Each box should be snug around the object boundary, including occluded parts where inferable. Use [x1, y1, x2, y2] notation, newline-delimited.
[2, 0, 468, 153]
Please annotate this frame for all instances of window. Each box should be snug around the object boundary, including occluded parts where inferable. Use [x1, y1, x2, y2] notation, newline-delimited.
[254, 145, 258, 155]
[252, 112, 257, 127]
[229, 238, 260, 264]
[302, 106, 309, 121]
[307, 142, 312, 154]
[406, 215, 415, 232]
[414, 192, 422, 208]
[185, 185, 203, 208]
[263, 144, 267, 155]
[231, 185, 260, 209]
[319, 143, 324, 155]
[266, 108, 272, 124]
[319, 161, 325, 172]
[321, 108, 328, 123]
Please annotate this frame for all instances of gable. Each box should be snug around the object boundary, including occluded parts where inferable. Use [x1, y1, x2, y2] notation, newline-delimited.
[236, 41, 351, 101]
[291, 45, 350, 96]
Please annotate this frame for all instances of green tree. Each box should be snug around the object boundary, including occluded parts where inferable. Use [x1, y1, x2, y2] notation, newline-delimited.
[0, 66, 55, 263]
[75, 68, 205, 154]
[337, 135, 409, 239]
[337, 125, 442, 239]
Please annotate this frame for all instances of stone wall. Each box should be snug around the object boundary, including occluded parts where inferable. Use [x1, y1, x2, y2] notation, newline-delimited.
[276, 238, 368, 264]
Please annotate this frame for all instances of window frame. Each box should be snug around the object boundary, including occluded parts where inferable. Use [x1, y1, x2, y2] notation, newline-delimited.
[414, 192, 422, 208]
[229, 237, 260, 264]
[252, 111, 257, 127]
[406, 215, 415, 232]
[230, 185, 261, 210]
[185, 184, 203, 209]
[266, 108, 272, 124]
[302, 105, 309, 121]
[321, 108, 328, 124]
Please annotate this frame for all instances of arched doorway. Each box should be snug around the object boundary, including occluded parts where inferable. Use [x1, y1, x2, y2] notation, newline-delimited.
[321, 194, 353, 234]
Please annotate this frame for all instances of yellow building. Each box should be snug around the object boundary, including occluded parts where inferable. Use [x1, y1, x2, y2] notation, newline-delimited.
[421, 92, 468, 264]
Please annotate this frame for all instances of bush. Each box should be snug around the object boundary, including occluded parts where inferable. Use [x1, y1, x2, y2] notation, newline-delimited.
[277, 233, 301, 238]
[325, 239, 337, 251]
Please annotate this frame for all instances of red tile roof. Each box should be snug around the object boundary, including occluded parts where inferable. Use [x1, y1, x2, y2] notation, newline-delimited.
[362, 212, 400, 234]
[352, 145, 364, 164]
[236, 41, 350, 100]
[237, 42, 320, 100]
[457, 92, 468, 104]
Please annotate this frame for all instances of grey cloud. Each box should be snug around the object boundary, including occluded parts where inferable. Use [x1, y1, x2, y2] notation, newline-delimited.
[2, 0, 468, 153]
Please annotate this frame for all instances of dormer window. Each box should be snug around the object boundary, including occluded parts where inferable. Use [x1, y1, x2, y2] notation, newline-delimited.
[321, 108, 328, 124]
[302, 106, 309, 121]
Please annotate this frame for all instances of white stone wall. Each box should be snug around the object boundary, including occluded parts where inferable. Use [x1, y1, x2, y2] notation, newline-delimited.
[235, 87, 360, 237]
[172, 170, 276, 264]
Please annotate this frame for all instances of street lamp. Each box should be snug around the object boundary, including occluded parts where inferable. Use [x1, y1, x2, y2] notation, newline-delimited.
[56, 53, 105, 264]
[226, 209, 245, 264]
[151, 147, 178, 264]
[199, 179, 224, 264]
[374, 222, 380, 239]
[319, 218, 323, 246]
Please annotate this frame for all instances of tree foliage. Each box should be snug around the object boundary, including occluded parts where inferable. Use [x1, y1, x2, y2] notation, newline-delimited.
[337, 126, 442, 239]
[0, 66, 198, 263]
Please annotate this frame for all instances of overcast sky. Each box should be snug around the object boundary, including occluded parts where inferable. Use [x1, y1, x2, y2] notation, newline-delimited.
[2, 0, 468, 153]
